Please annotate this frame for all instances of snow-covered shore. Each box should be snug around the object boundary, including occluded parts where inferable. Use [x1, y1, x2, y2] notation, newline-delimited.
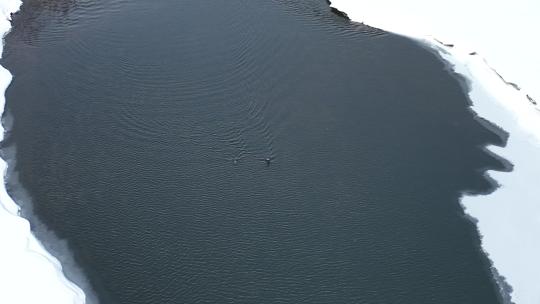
[330, 1, 540, 304]
[1, 0, 86, 303]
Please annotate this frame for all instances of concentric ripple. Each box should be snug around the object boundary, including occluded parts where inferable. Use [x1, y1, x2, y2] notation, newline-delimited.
[3, 1, 507, 304]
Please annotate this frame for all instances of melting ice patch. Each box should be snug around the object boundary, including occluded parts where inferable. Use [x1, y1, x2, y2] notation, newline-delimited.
[0, 0, 86, 303]
[330, 1, 540, 304]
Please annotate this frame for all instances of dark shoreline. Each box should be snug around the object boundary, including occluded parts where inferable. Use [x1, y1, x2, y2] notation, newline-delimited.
[325, 0, 350, 20]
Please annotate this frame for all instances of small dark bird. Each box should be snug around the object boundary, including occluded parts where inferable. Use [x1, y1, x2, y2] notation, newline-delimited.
[258, 156, 274, 167]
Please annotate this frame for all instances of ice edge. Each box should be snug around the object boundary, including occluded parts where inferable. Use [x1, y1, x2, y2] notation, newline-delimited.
[330, 1, 540, 304]
[0, 1, 86, 303]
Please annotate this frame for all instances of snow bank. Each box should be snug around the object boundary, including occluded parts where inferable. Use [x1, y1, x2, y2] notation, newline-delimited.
[329, 0, 540, 103]
[330, 1, 540, 303]
[0, 1, 86, 303]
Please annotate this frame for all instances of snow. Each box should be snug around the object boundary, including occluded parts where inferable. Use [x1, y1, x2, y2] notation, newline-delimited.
[330, 0, 540, 103]
[330, 1, 540, 303]
[0, 0, 86, 303]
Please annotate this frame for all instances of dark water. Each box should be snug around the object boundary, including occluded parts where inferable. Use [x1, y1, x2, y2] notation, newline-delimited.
[3, 0, 509, 303]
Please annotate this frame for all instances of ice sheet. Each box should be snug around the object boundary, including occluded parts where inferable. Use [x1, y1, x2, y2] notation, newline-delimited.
[331, 1, 540, 303]
[0, 1, 86, 303]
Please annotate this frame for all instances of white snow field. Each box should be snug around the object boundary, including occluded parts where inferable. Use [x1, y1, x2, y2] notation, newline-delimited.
[1, 0, 86, 303]
[330, 1, 540, 304]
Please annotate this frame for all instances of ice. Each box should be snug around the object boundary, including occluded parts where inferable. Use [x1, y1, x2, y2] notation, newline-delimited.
[329, 0, 540, 103]
[0, 1, 86, 303]
[331, 1, 540, 303]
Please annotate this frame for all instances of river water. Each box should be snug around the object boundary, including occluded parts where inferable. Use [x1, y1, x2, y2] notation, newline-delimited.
[2, 0, 508, 303]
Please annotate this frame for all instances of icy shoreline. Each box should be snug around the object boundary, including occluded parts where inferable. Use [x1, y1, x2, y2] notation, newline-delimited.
[330, 1, 540, 304]
[1, 0, 86, 303]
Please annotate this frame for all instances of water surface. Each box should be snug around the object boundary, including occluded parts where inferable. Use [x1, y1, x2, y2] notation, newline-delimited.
[3, 0, 507, 303]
